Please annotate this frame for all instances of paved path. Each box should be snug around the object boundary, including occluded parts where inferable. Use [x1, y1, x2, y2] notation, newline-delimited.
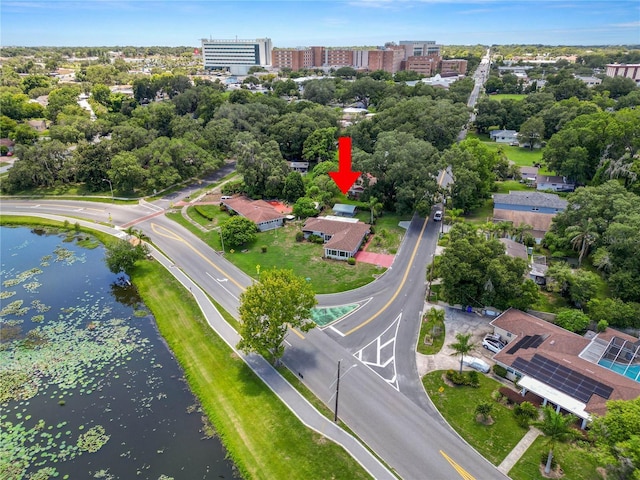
[5, 212, 396, 480]
[149, 243, 397, 480]
[498, 427, 542, 475]
[354, 234, 396, 268]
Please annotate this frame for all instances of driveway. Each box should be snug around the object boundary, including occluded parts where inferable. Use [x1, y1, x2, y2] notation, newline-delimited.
[416, 305, 497, 375]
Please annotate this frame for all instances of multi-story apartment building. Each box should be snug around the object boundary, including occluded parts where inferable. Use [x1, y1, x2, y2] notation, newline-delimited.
[606, 64, 640, 83]
[201, 37, 272, 75]
[257, 38, 458, 77]
[440, 59, 468, 76]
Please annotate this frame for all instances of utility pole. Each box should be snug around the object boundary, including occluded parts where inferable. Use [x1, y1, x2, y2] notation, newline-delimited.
[102, 178, 114, 202]
[334, 360, 341, 422]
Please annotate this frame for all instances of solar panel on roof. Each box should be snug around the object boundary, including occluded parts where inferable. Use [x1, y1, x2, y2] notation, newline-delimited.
[509, 354, 613, 402]
[507, 337, 528, 355]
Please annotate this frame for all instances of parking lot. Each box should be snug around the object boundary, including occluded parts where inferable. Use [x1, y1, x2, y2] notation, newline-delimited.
[416, 305, 498, 375]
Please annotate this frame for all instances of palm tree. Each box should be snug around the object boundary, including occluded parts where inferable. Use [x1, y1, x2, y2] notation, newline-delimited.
[535, 406, 578, 474]
[496, 221, 512, 239]
[511, 223, 533, 243]
[449, 332, 475, 374]
[368, 196, 383, 225]
[479, 222, 497, 240]
[566, 218, 599, 266]
[125, 227, 150, 246]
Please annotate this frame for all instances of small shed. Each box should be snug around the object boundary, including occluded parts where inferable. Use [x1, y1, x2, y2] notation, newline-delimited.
[332, 204, 357, 217]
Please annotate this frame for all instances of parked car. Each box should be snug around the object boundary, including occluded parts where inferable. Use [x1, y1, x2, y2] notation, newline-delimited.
[433, 210, 443, 221]
[482, 334, 505, 354]
[463, 356, 490, 373]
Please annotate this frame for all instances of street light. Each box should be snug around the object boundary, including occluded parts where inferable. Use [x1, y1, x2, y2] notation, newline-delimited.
[102, 178, 113, 202]
[330, 360, 357, 423]
[214, 226, 225, 254]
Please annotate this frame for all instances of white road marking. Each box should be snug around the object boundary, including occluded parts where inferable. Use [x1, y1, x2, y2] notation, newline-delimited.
[354, 313, 402, 391]
[320, 297, 373, 333]
[206, 272, 239, 301]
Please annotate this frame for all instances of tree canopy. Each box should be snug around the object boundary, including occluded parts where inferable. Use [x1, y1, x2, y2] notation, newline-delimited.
[237, 268, 317, 363]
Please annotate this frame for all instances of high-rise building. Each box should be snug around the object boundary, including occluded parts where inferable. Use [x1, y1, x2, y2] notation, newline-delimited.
[399, 41, 441, 60]
[201, 37, 272, 75]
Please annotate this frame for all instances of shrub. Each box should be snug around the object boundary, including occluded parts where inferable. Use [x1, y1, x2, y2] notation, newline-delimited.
[499, 386, 525, 405]
[347, 257, 356, 265]
[493, 364, 508, 378]
[475, 401, 493, 422]
[514, 401, 539, 428]
[597, 319, 608, 332]
[446, 369, 467, 385]
[467, 370, 480, 387]
[295, 231, 304, 242]
[446, 369, 479, 387]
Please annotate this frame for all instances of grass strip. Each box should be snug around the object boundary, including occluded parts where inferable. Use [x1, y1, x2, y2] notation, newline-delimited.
[1, 216, 371, 480]
[422, 370, 528, 465]
[133, 260, 371, 480]
[509, 435, 602, 480]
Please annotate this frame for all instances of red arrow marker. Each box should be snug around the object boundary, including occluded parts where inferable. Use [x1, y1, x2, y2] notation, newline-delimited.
[329, 137, 362, 194]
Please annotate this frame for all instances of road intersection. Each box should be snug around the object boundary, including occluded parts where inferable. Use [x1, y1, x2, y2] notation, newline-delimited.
[1, 195, 505, 479]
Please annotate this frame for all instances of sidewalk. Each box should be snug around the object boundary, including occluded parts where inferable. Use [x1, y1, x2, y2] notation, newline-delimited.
[498, 427, 542, 475]
[148, 242, 397, 480]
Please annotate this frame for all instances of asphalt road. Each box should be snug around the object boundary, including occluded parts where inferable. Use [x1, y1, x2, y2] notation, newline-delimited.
[1, 197, 505, 480]
[0, 56, 502, 479]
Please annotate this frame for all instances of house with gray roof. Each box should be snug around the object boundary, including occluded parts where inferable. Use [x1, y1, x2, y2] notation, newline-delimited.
[536, 174, 575, 193]
[493, 191, 567, 241]
[490, 129, 518, 144]
[302, 217, 370, 260]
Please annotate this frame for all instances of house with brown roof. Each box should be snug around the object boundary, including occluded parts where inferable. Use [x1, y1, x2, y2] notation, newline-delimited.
[489, 309, 640, 428]
[303, 217, 370, 260]
[221, 196, 285, 232]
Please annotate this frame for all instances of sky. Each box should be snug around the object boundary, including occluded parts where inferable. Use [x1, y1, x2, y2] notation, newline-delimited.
[1, 0, 639, 47]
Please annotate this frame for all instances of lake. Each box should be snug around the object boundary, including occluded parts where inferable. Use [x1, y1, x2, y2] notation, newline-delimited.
[0, 226, 237, 479]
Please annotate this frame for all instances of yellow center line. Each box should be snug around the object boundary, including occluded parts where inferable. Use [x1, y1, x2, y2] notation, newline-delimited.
[343, 169, 446, 336]
[151, 222, 246, 290]
[150, 223, 306, 339]
[344, 215, 428, 336]
[440, 450, 476, 480]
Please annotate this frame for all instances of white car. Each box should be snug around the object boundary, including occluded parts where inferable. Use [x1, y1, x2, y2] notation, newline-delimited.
[433, 210, 443, 221]
[482, 335, 505, 354]
[462, 356, 490, 373]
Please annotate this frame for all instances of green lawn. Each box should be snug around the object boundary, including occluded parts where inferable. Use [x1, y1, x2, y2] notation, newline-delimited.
[465, 132, 549, 171]
[0, 215, 372, 480]
[416, 312, 445, 355]
[509, 436, 602, 480]
[422, 371, 529, 465]
[171, 211, 386, 294]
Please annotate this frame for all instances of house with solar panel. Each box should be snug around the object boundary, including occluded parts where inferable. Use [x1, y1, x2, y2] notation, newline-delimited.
[489, 309, 640, 429]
